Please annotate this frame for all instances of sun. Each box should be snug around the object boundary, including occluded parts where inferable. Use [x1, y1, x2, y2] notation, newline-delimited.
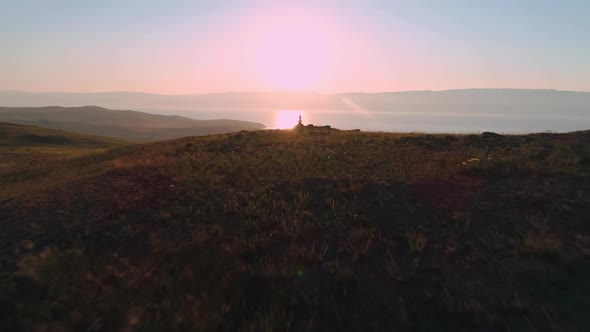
[276, 110, 303, 129]
[248, 11, 331, 90]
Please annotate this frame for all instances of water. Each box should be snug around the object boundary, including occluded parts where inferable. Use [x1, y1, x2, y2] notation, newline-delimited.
[140, 107, 590, 134]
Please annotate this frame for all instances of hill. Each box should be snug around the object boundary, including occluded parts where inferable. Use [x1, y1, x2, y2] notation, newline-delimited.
[1, 128, 589, 331]
[0, 121, 126, 148]
[0, 122, 127, 176]
[0, 106, 265, 141]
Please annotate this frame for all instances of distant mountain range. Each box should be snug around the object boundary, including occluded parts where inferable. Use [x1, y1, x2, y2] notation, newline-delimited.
[1, 89, 589, 116]
[0, 106, 265, 141]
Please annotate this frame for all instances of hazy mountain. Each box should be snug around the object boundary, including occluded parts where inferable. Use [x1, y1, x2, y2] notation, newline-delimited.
[336, 89, 590, 115]
[0, 106, 265, 141]
[0, 91, 338, 111]
[1, 89, 589, 116]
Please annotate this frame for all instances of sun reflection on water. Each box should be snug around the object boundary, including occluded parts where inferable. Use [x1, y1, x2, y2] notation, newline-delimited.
[275, 110, 305, 129]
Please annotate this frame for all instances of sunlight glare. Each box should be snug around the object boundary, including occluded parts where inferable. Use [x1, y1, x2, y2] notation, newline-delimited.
[276, 110, 304, 129]
[247, 9, 332, 90]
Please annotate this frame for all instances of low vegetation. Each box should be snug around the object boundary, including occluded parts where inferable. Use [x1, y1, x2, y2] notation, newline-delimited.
[1, 126, 589, 331]
[0, 122, 126, 181]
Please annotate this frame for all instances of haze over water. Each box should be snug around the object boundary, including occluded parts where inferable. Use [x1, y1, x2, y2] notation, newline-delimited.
[143, 106, 589, 134]
[2, 88, 589, 134]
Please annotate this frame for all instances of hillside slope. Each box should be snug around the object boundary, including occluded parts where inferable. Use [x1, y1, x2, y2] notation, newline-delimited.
[0, 106, 265, 141]
[0, 121, 126, 148]
[1, 128, 589, 331]
[0, 122, 127, 175]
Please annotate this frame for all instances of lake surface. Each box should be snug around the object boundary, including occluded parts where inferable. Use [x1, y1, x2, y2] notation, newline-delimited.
[141, 107, 590, 134]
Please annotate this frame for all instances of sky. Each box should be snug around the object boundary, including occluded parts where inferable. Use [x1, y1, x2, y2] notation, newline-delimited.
[1, 0, 589, 94]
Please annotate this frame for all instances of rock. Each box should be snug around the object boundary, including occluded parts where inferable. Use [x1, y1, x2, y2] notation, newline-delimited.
[481, 131, 503, 138]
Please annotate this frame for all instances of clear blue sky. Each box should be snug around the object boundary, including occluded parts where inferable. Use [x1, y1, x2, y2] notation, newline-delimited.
[1, 0, 589, 93]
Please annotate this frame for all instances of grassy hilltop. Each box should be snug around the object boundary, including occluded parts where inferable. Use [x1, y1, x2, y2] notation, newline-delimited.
[1, 127, 590, 331]
[0, 122, 127, 179]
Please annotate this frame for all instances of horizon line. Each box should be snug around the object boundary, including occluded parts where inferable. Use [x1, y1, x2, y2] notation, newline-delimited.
[2, 88, 590, 96]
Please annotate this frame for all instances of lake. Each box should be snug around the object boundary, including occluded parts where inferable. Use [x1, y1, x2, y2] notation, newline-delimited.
[140, 107, 590, 134]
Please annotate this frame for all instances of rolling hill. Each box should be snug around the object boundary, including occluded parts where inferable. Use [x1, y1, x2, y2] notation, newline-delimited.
[1, 127, 589, 331]
[0, 122, 127, 178]
[0, 121, 126, 148]
[0, 106, 265, 141]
